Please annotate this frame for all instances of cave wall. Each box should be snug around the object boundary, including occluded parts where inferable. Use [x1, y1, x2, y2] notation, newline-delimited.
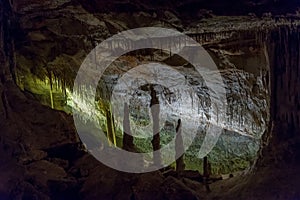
[11, 0, 300, 16]
[5, 0, 300, 169]
[1, 0, 300, 199]
[4, 0, 300, 170]
[257, 26, 300, 168]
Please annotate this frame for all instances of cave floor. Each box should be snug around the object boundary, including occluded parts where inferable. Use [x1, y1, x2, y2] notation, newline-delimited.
[201, 166, 300, 200]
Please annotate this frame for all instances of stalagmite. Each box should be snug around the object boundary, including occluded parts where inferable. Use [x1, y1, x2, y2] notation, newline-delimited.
[203, 156, 211, 192]
[48, 71, 54, 109]
[105, 106, 117, 147]
[122, 102, 134, 151]
[150, 85, 162, 167]
[175, 119, 185, 174]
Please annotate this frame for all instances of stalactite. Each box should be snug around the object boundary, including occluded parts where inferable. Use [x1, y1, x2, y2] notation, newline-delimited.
[238, 104, 241, 128]
[216, 103, 219, 124]
[190, 90, 194, 108]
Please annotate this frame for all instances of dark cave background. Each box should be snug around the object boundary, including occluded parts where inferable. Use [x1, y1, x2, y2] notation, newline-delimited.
[1, 0, 300, 199]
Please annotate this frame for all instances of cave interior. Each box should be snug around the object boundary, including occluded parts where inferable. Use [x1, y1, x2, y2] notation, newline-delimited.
[1, 0, 300, 199]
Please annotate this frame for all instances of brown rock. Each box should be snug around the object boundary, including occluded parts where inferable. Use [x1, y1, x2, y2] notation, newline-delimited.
[80, 164, 134, 200]
[69, 154, 99, 178]
[11, 0, 71, 14]
[19, 150, 47, 164]
[162, 176, 200, 200]
[48, 157, 69, 169]
[25, 160, 67, 189]
[132, 172, 165, 200]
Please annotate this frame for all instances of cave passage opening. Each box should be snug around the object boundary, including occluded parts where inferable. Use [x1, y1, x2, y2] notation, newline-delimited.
[15, 35, 270, 176]
[71, 46, 270, 175]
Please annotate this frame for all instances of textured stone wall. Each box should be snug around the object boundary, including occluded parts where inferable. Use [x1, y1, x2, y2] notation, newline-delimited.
[257, 26, 300, 168]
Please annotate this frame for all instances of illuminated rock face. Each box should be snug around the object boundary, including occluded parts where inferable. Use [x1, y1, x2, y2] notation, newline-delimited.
[94, 43, 269, 173]
[12, 4, 272, 172]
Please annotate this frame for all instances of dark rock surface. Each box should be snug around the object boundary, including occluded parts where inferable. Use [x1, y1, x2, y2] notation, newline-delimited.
[0, 80, 209, 199]
[1, 0, 300, 199]
[11, 0, 300, 16]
